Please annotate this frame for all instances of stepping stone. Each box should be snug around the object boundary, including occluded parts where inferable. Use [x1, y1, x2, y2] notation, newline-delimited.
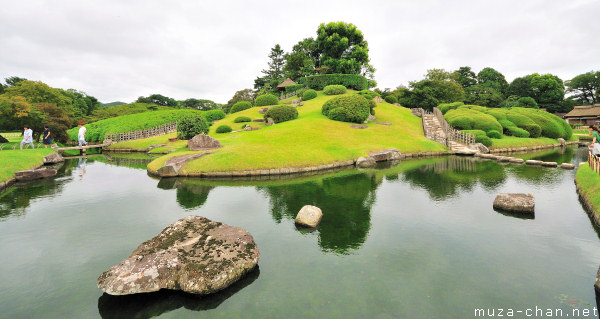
[560, 163, 575, 170]
[509, 158, 524, 164]
[541, 161, 558, 167]
[350, 125, 368, 129]
[493, 193, 535, 214]
[374, 122, 392, 126]
[526, 160, 543, 165]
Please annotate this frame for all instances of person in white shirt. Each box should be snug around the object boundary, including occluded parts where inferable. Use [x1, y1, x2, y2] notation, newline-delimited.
[20, 125, 34, 150]
[78, 124, 88, 147]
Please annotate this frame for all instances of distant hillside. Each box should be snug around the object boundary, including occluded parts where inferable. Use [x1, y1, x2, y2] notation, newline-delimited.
[101, 101, 127, 107]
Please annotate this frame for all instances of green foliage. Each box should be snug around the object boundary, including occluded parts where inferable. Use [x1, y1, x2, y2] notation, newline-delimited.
[264, 105, 298, 123]
[517, 96, 538, 108]
[256, 44, 286, 92]
[233, 116, 252, 123]
[215, 125, 232, 133]
[136, 94, 178, 107]
[448, 116, 473, 130]
[452, 66, 477, 89]
[438, 102, 464, 114]
[523, 123, 542, 138]
[486, 130, 502, 139]
[181, 98, 217, 110]
[527, 73, 564, 107]
[322, 95, 370, 123]
[203, 110, 226, 122]
[255, 94, 279, 107]
[284, 37, 318, 79]
[384, 95, 397, 104]
[566, 70, 599, 105]
[177, 115, 210, 139]
[225, 89, 255, 114]
[296, 89, 306, 98]
[315, 22, 370, 74]
[302, 89, 317, 101]
[506, 126, 530, 138]
[88, 103, 175, 122]
[298, 74, 368, 90]
[475, 135, 492, 146]
[464, 85, 503, 108]
[498, 119, 516, 133]
[328, 107, 348, 122]
[285, 84, 304, 93]
[444, 107, 502, 133]
[511, 107, 572, 139]
[230, 101, 252, 114]
[357, 90, 379, 100]
[399, 69, 465, 110]
[461, 129, 486, 136]
[477, 67, 508, 95]
[66, 109, 206, 142]
[323, 85, 347, 95]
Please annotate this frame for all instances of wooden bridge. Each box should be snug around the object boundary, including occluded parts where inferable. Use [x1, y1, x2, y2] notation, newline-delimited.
[55, 140, 112, 156]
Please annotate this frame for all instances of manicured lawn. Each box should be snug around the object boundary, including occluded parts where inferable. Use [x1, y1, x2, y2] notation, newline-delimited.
[489, 136, 563, 149]
[148, 91, 447, 174]
[0, 148, 55, 183]
[575, 163, 600, 217]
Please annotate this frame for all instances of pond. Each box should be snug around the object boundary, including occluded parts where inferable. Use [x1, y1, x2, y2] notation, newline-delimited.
[1, 147, 599, 318]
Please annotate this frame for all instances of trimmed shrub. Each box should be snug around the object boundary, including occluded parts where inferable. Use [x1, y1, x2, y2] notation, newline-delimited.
[296, 89, 306, 98]
[302, 89, 318, 101]
[322, 95, 370, 123]
[475, 135, 492, 147]
[177, 116, 209, 139]
[215, 125, 232, 133]
[498, 119, 516, 134]
[328, 107, 348, 122]
[285, 84, 304, 93]
[448, 116, 473, 130]
[357, 90, 379, 100]
[517, 97, 538, 108]
[485, 108, 508, 121]
[233, 116, 251, 123]
[297, 74, 368, 90]
[486, 130, 502, 139]
[438, 102, 464, 114]
[230, 101, 252, 114]
[523, 123, 542, 138]
[445, 108, 502, 133]
[369, 99, 376, 115]
[507, 126, 530, 138]
[323, 85, 347, 95]
[512, 107, 571, 139]
[255, 94, 279, 107]
[264, 105, 298, 124]
[506, 113, 536, 127]
[384, 95, 398, 104]
[462, 130, 487, 137]
[204, 110, 226, 122]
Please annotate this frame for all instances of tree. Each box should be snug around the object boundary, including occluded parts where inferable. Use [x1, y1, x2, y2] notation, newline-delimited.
[181, 98, 217, 110]
[451, 66, 477, 89]
[224, 89, 255, 114]
[398, 69, 465, 110]
[283, 38, 318, 80]
[477, 67, 508, 96]
[315, 22, 370, 74]
[527, 73, 564, 107]
[4, 81, 71, 109]
[135, 94, 178, 107]
[0, 95, 33, 131]
[259, 44, 286, 91]
[507, 76, 533, 98]
[566, 71, 600, 105]
[464, 85, 503, 107]
[35, 103, 73, 142]
[4, 76, 28, 87]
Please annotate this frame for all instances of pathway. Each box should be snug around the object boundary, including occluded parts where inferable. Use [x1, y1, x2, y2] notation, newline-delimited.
[421, 113, 475, 154]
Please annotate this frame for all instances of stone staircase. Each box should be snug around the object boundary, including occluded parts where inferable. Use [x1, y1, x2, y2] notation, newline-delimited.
[422, 113, 475, 154]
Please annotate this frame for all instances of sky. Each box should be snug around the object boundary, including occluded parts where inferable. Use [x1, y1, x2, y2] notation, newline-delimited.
[1, 0, 598, 104]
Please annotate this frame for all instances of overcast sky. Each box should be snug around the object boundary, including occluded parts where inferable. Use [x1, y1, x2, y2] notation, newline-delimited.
[1, 0, 598, 104]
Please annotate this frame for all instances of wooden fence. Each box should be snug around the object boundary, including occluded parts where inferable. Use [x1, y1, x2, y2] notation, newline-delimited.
[589, 151, 600, 174]
[432, 107, 476, 145]
[104, 122, 177, 143]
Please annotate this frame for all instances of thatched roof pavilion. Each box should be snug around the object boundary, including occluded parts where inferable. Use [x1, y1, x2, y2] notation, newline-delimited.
[276, 78, 297, 91]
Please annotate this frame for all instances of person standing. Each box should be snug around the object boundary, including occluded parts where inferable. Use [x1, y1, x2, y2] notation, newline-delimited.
[42, 125, 52, 148]
[78, 124, 88, 147]
[20, 125, 34, 150]
[589, 125, 600, 156]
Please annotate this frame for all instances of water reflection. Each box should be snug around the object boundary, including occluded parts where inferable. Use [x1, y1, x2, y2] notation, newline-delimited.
[97, 267, 259, 319]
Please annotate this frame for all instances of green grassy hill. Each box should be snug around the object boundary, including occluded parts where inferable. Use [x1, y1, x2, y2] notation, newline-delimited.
[146, 91, 447, 174]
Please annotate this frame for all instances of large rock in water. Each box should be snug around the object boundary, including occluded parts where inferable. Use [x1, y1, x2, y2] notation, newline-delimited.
[43, 153, 64, 164]
[97, 216, 259, 296]
[157, 152, 212, 177]
[493, 193, 535, 214]
[188, 134, 222, 151]
[14, 168, 57, 181]
[295, 205, 323, 228]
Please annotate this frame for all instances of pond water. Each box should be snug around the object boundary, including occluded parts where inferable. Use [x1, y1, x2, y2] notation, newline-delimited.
[1, 147, 599, 318]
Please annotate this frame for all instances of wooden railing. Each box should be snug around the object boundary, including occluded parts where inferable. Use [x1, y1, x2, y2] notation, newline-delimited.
[432, 107, 476, 145]
[589, 151, 600, 174]
[104, 122, 177, 143]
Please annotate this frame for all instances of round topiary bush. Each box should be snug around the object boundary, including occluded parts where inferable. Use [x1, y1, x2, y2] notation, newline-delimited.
[296, 89, 306, 98]
[321, 95, 371, 123]
[448, 116, 473, 130]
[486, 130, 502, 139]
[384, 95, 397, 104]
[462, 129, 487, 137]
[475, 135, 492, 147]
[177, 116, 209, 139]
[233, 116, 251, 123]
[507, 126, 530, 138]
[215, 125, 232, 133]
[302, 89, 317, 101]
[230, 101, 252, 114]
[204, 110, 226, 122]
[323, 85, 347, 95]
[328, 107, 348, 122]
[255, 94, 279, 107]
[264, 105, 298, 124]
[523, 123, 542, 138]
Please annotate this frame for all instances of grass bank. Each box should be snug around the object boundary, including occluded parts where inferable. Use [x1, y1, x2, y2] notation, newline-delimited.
[147, 92, 447, 174]
[105, 132, 187, 153]
[575, 163, 600, 223]
[0, 148, 55, 184]
[489, 136, 572, 149]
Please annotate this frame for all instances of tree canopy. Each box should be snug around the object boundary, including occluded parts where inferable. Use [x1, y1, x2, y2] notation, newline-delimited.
[315, 22, 371, 75]
[566, 70, 599, 105]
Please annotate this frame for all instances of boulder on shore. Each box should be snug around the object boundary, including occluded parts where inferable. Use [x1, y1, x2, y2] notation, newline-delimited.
[493, 193, 535, 214]
[43, 153, 64, 165]
[369, 149, 401, 162]
[356, 157, 376, 168]
[295, 205, 323, 228]
[157, 152, 212, 177]
[558, 138, 566, 146]
[97, 215, 260, 296]
[188, 134, 222, 151]
[470, 143, 490, 154]
[14, 168, 57, 181]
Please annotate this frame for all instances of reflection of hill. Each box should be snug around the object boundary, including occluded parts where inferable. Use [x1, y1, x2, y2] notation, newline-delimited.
[258, 173, 379, 254]
[97, 267, 259, 319]
[155, 178, 214, 210]
[92, 153, 156, 170]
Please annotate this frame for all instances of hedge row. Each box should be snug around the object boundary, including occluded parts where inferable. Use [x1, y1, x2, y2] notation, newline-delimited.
[296, 74, 368, 90]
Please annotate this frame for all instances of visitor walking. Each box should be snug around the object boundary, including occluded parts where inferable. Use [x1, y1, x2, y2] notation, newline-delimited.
[589, 126, 600, 156]
[20, 125, 34, 150]
[78, 124, 88, 147]
[42, 125, 52, 148]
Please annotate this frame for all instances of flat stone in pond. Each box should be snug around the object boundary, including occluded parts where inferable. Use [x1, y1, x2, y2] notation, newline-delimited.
[526, 160, 543, 166]
[560, 163, 575, 170]
[508, 158, 524, 164]
[350, 125, 368, 129]
[541, 161, 558, 167]
[295, 205, 323, 228]
[14, 168, 57, 181]
[493, 193, 535, 214]
[97, 215, 259, 296]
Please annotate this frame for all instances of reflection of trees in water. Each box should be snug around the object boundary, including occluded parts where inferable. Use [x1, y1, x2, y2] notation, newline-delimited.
[0, 173, 68, 219]
[90, 154, 155, 170]
[156, 178, 214, 210]
[258, 173, 379, 254]
[97, 267, 259, 319]
[400, 157, 507, 200]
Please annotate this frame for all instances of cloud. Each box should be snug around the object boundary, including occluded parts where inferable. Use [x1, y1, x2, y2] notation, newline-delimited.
[0, 0, 598, 103]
